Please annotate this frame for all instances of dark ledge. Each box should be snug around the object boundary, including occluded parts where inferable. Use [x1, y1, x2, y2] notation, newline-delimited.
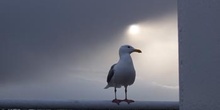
[0, 100, 179, 110]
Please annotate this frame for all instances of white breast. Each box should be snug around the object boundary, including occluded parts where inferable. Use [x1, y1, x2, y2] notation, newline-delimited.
[112, 54, 136, 86]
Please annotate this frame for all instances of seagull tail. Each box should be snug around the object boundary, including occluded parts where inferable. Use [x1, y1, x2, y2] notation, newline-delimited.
[104, 85, 110, 89]
[104, 85, 121, 89]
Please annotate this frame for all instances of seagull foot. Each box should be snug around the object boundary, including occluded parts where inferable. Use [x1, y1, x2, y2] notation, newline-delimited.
[122, 99, 135, 104]
[112, 99, 122, 105]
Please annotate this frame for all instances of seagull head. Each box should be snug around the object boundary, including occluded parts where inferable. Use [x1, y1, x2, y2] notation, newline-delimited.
[119, 45, 142, 56]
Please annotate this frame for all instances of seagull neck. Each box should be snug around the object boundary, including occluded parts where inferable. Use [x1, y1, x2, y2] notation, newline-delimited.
[119, 53, 132, 62]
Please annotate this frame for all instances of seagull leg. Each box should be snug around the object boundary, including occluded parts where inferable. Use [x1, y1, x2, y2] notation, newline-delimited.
[123, 86, 134, 104]
[112, 87, 121, 105]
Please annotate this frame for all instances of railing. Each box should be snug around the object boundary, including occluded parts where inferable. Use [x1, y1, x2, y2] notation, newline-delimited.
[0, 100, 179, 110]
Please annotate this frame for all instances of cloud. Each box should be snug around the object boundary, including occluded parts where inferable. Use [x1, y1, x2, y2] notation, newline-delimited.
[152, 82, 179, 90]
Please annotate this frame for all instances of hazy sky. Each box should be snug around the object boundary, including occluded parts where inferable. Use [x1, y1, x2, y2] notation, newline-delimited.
[0, 0, 178, 101]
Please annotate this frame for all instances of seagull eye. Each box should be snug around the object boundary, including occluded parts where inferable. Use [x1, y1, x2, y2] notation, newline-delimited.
[127, 46, 131, 48]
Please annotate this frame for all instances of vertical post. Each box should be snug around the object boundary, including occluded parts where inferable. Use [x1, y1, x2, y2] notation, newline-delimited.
[178, 0, 220, 110]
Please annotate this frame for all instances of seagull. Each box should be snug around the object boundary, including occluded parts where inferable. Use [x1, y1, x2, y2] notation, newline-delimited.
[104, 45, 142, 104]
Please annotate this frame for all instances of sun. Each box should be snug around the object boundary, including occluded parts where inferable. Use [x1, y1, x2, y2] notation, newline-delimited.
[128, 24, 140, 35]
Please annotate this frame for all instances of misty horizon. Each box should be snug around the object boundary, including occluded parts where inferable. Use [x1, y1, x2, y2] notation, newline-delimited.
[0, 0, 178, 101]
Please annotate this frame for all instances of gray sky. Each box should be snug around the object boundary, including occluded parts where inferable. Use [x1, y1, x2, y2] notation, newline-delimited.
[0, 0, 178, 101]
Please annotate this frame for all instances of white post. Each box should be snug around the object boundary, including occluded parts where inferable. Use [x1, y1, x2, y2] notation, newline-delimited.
[178, 0, 220, 110]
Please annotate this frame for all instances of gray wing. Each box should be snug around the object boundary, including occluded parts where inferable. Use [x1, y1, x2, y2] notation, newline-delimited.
[107, 64, 116, 83]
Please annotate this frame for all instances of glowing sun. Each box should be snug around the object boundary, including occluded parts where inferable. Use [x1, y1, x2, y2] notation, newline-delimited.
[128, 24, 140, 35]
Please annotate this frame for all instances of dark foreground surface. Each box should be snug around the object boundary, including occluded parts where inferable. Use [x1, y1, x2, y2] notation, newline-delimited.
[0, 100, 179, 110]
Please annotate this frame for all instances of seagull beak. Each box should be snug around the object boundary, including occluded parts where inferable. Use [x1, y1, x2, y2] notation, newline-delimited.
[133, 49, 142, 53]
